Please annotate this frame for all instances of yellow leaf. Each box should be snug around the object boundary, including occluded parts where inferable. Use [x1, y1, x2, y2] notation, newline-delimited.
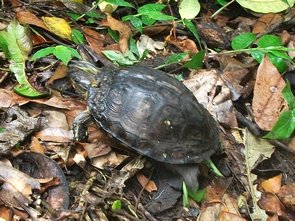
[71, 0, 84, 4]
[42, 16, 72, 41]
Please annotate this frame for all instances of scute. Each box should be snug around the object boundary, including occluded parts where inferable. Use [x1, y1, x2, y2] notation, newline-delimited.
[87, 66, 219, 164]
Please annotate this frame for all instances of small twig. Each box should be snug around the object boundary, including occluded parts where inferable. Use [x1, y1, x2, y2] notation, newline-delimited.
[134, 168, 154, 213]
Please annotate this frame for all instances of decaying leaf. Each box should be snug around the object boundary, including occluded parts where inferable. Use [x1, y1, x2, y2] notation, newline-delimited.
[252, 55, 287, 131]
[16, 11, 49, 30]
[260, 174, 282, 193]
[42, 16, 72, 40]
[252, 13, 283, 34]
[137, 34, 165, 57]
[166, 35, 198, 53]
[137, 173, 157, 193]
[244, 129, 274, 220]
[183, 69, 238, 127]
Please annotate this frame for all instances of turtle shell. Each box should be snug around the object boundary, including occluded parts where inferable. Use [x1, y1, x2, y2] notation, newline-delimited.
[87, 66, 219, 164]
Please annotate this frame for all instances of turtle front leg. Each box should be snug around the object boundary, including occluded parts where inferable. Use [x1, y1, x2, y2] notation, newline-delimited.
[73, 110, 93, 142]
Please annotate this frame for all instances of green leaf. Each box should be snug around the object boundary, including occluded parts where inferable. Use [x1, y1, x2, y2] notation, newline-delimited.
[164, 53, 187, 65]
[0, 33, 10, 59]
[67, 12, 81, 21]
[66, 47, 82, 59]
[182, 182, 189, 208]
[10, 62, 47, 97]
[236, 0, 294, 13]
[251, 50, 264, 63]
[0, 128, 4, 133]
[31, 47, 55, 61]
[267, 52, 287, 73]
[142, 11, 175, 21]
[264, 109, 295, 139]
[269, 50, 292, 61]
[111, 199, 122, 211]
[102, 50, 135, 65]
[141, 15, 156, 26]
[108, 29, 119, 42]
[189, 188, 206, 203]
[53, 45, 72, 65]
[123, 15, 143, 32]
[183, 51, 205, 69]
[231, 32, 256, 50]
[282, 81, 295, 108]
[257, 34, 282, 48]
[72, 29, 86, 44]
[129, 37, 140, 57]
[216, 0, 229, 6]
[179, 0, 201, 19]
[183, 19, 201, 47]
[105, 0, 134, 8]
[138, 3, 166, 14]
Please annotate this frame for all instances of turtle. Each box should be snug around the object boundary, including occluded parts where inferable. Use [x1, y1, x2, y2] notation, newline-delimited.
[70, 61, 219, 193]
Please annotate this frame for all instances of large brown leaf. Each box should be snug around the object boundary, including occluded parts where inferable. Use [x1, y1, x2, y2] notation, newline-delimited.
[252, 56, 287, 130]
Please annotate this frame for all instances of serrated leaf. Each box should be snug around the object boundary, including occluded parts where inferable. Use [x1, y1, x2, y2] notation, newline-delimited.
[179, 0, 200, 19]
[42, 16, 72, 40]
[231, 32, 256, 50]
[53, 45, 72, 65]
[31, 47, 55, 61]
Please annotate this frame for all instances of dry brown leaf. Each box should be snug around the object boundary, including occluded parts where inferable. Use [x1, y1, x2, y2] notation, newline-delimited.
[16, 11, 49, 30]
[258, 192, 284, 216]
[166, 35, 198, 53]
[35, 128, 73, 142]
[252, 56, 287, 130]
[260, 174, 282, 193]
[184, 69, 238, 127]
[220, 211, 247, 221]
[42, 16, 72, 40]
[253, 13, 283, 34]
[136, 173, 157, 193]
[30, 136, 46, 154]
[82, 26, 105, 55]
[102, 14, 132, 53]
[0, 207, 13, 221]
[277, 183, 295, 212]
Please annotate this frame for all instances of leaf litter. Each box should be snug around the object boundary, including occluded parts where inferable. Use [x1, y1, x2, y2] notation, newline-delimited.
[0, 0, 295, 220]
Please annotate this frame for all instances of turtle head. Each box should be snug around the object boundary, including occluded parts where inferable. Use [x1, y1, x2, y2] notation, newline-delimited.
[68, 61, 100, 94]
